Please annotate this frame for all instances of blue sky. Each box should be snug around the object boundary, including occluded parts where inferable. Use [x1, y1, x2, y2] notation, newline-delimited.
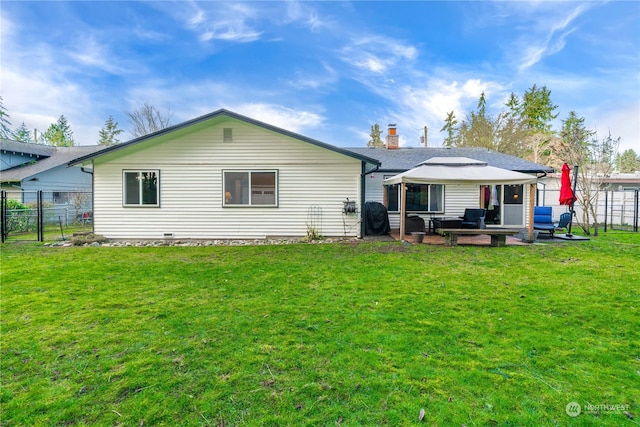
[1, 1, 639, 153]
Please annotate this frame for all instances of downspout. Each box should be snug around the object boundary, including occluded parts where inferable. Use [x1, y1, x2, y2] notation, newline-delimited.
[80, 162, 95, 232]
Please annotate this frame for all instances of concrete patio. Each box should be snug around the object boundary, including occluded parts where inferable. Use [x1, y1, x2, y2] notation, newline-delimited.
[388, 229, 531, 246]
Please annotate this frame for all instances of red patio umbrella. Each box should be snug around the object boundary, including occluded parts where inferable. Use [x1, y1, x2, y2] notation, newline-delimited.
[559, 163, 576, 206]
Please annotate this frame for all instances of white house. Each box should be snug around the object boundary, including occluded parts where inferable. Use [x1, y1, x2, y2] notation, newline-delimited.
[68, 109, 379, 240]
[347, 126, 554, 231]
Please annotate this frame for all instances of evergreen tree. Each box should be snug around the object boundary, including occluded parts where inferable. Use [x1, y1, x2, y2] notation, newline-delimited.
[505, 92, 520, 118]
[439, 92, 525, 156]
[367, 123, 384, 147]
[43, 115, 75, 146]
[477, 92, 487, 117]
[13, 122, 33, 143]
[462, 92, 497, 150]
[0, 96, 13, 139]
[520, 84, 558, 134]
[98, 115, 124, 146]
[615, 149, 640, 173]
[440, 111, 457, 147]
[559, 111, 592, 154]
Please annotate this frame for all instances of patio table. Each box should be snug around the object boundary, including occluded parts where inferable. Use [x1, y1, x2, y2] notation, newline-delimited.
[431, 217, 463, 233]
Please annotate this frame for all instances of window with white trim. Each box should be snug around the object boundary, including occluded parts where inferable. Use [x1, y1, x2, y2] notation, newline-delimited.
[223, 170, 277, 207]
[123, 170, 159, 207]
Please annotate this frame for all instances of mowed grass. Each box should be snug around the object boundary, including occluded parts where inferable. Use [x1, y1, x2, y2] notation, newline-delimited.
[1, 234, 638, 426]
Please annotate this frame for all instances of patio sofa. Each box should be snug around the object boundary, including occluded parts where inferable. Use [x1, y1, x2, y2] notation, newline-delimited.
[460, 208, 486, 229]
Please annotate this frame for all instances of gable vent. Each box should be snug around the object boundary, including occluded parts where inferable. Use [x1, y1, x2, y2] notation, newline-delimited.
[223, 128, 233, 142]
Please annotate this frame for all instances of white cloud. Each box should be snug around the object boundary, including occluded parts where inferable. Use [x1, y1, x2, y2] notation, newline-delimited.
[1, 12, 101, 143]
[341, 35, 418, 74]
[123, 79, 326, 136]
[284, 1, 331, 32]
[590, 103, 640, 153]
[3, 68, 98, 144]
[175, 1, 263, 44]
[288, 63, 339, 90]
[188, 9, 205, 26]
[386, 78, 506, 147]
[232, 103, 324, 134]
[515, 3, 590, 71]
[65, 37, 133, 75]
[201, 28, 262, 43]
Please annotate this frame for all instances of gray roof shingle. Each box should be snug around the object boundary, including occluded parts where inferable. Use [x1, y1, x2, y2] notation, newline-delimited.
[1, 139, 56, 157]
[1, 141, 104, 182]
[345, 147, 554, 173]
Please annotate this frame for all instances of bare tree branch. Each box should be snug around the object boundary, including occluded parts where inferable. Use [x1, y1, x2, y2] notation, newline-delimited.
[127, 103, 173, 137]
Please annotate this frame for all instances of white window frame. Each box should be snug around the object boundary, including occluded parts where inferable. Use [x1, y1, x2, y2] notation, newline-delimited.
[123, 170, 160, 207]
[223, 170, 278, 207]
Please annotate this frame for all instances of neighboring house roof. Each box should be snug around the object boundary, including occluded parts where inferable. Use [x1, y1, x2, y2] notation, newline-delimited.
[68, 109, 381, 167]
[1, 138, 56, 158]
[601, 171, 640, 185]
[545, 170, 640, 187]
[346, 146, 554, 174]
[1, 141, 103, 183]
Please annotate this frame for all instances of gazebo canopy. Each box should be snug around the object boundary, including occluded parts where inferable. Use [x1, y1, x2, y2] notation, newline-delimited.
[383, 157, 538, 186]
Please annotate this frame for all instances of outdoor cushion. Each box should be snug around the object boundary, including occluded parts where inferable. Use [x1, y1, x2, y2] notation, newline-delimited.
[460, 208, 486, 229]
[534, 206, 556, 235]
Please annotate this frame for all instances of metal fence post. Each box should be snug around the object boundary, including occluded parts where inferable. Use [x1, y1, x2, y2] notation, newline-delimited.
[610, 191, 614, 231]
[1, 191, 6, 243]
[37, 191, 44, 242]
[604, 191, 608, 233]
[633, 189, 640, 233]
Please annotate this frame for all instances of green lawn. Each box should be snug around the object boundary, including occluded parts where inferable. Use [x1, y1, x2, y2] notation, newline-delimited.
[1, 233, 638, 426]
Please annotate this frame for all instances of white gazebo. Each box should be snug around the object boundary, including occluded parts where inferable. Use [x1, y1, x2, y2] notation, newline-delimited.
[383, 157, 539, 240]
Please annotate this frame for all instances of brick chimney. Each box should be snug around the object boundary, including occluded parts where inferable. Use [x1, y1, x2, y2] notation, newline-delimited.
[386, 124, 399, 149]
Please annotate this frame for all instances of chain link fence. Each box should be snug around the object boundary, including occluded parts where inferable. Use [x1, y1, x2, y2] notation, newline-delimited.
[1, 190, 93, 242]
[603, 189, 639, 232]
[538, 188, 639, 232]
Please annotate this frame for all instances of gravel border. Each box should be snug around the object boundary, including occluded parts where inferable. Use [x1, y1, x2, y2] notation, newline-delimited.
[45, 236, 361, 248]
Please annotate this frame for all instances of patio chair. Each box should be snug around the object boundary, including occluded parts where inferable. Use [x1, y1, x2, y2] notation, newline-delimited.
[460, 208, 486, 229]
[405, 214, 425, 234]
[555, 211, 572, 231]
[533, 206, 556, 237]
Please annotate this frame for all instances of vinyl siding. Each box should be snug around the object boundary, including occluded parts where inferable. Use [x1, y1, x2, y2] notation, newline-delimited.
[364, 178, 531, 229]
[21, 165, 93, 193]
[93, 121, 362, 239]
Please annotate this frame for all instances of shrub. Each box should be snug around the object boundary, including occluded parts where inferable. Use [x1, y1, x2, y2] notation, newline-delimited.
[70, 233, 108, 246]
[6, 200, 35, 233]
